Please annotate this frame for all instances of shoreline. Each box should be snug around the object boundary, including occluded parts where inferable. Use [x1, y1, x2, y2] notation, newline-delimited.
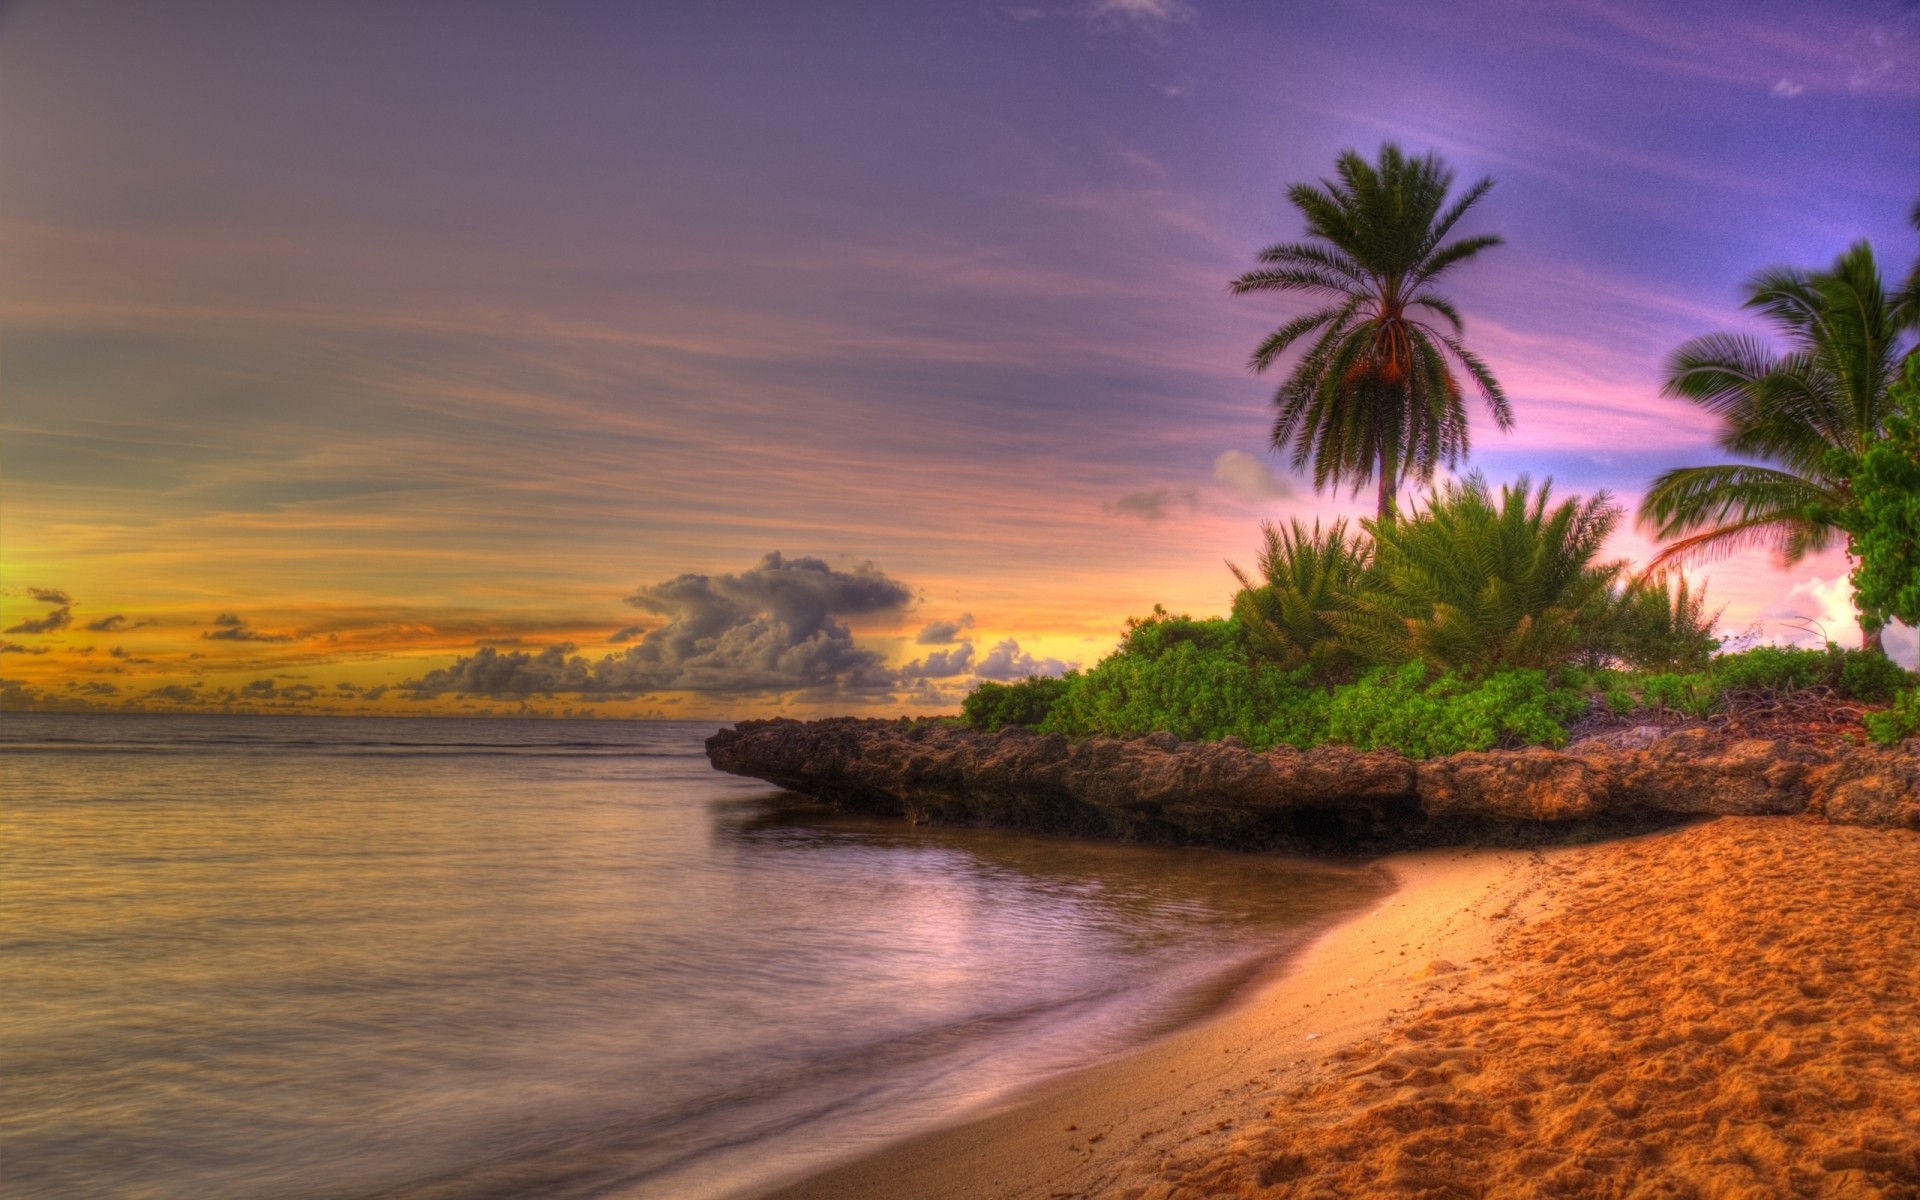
[756, 816, 1920, 1199]
[752, 840, 1557, 1200]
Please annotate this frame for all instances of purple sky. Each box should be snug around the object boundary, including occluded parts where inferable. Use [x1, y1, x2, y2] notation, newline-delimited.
[2, 0, 1915, 716]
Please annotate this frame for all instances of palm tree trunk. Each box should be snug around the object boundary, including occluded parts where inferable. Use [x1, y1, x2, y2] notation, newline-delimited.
[1376, 445, 1396, 523]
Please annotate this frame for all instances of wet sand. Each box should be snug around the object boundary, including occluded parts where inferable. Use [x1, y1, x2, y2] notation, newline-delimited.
[760, 817, 1920, 1200]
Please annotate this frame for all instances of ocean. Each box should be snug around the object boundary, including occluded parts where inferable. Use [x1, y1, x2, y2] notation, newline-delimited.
[0, 713, 1388, 1200]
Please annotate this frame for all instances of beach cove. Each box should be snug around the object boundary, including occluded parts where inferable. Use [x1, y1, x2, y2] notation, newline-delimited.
[761, 816, 1920, 1200]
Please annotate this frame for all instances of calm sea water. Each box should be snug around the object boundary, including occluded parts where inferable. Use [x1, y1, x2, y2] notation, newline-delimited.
[0, 713, 1388, 1200]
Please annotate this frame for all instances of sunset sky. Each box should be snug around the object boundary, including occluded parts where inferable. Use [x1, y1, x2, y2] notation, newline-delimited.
[2, 0, 1916, 719]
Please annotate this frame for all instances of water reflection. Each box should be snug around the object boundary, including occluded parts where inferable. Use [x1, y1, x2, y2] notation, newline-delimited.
[1, 715, 1389, 1200]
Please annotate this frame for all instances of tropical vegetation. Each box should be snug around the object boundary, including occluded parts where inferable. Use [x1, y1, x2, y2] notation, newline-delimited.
[1637, 241, 1912, 651]
[1231, 143, 1511, 520]
[959, 172, 1920, 758]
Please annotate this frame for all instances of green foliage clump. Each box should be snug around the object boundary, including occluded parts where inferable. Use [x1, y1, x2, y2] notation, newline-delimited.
[1864, 687, 1918, 745]
[1333, 474, 1623, 675]
[1635, 672, 1716, 717]
[960, 675, 1075, 731]
[1844, 355, 1920, 629]
[1602, 572, 1721, 672]
[1325, 662, 1582, 758]
[1229, 519, 1369, 681]
[1040, 627, 1330, 751]
[1704, 643, 1914, 702]
[1708, 644, 1832, 693]
[1838, 648, 1914, 704]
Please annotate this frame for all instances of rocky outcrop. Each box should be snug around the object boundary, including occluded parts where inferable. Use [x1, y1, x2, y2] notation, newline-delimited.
[706, 718, 1917, 851]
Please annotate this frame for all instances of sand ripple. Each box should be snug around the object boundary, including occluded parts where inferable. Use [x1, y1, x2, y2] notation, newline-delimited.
[1155, 818, 1920, 1199]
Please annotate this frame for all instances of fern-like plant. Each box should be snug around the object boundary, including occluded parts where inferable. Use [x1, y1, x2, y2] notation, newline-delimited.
[1229, 518, 1370, 680]
[1600, 571, 1722, 672]
[1334, 474, 1623, 675]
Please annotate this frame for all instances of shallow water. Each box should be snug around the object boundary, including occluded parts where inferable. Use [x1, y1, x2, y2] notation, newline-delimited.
[0, 713, 1388, 1200]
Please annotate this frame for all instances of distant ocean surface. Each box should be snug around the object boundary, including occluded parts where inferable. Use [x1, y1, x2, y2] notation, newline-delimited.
[0, 713, 1388, 1200]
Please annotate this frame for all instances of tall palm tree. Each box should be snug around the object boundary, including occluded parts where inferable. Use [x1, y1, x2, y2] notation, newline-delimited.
[1638, 241, 1909, 652]
[1230, 144, 1513, 520]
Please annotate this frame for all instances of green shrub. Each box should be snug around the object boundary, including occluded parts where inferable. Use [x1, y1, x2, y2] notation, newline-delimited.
[1636, 672, 1716, 717]
[1333, 474, 1624, 676]
[1604, 571, 1721, 672]
[1839, 650, 1913, 704]
[1864, 687, 1919, 745]
[1229, 518, 1369, 680]
[1705, 643, 1915, 702]
[1040, 638, 1329, 751]
[961, 675, 1075, 731]
[1709, 645, 1831, 692]
[1112, 606, 1244, 660]
[1325, 662, 1580, 757]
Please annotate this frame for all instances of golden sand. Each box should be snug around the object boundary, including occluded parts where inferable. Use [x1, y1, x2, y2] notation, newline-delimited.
[763, 818, 1920, 1200]
[1152, 818, 1920, 1199]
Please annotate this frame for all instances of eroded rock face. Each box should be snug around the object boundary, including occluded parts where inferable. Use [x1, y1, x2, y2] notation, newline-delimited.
[705, 719, 1918, 850]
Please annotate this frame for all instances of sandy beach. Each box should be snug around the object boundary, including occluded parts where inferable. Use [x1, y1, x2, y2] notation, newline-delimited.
[763, 816, 1920, 1200]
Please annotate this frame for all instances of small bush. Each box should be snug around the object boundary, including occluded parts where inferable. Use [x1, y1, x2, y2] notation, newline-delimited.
[1706, 643, 1915, 702]
[1040, 639, 1329, 751]
[961, 675, 1075, 731]
[1605, 571, 1721, 672]
[1636, 672, 1716, 717]
[1709, 645, 1831, 693]
[1864, 687, 1919, 745]
[1326, 663, 1580, 758]
[1839, 650, 1912, 704]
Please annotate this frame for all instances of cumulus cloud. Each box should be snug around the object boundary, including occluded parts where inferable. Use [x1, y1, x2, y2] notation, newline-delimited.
[1104, 488, 1194, 521]
[973, 638, 1074, 681]
[616, 551, 913, 694]
[202, 613, 296, 643]
[29, 587, 74, 605]
[608, 625, 647, 643]
[1, 640, 51, 655]
[78, 682, 120, 697]
[900, 643, 976, 679]
[404, 552, 915, 698]
[145, 684, 201, 703]
[916, 614, 976, 644]
[1212, 450, 1294, 504]
[6, 607, 71, 634]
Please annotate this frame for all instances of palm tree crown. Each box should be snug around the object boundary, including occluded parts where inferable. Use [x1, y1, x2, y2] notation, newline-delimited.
[1231, 144, 1513, 520]
[1637, 240, 1910, 648]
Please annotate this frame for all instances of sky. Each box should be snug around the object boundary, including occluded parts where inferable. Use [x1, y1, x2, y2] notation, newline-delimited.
[1, 0, 1916, 719]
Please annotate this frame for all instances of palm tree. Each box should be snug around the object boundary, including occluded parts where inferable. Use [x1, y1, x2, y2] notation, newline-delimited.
[1638, 241, 1909, 652]
[1230, 144, 1513, 520]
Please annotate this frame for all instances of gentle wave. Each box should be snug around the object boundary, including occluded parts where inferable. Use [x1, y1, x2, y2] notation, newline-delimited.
[0, 712, 1387, 1200]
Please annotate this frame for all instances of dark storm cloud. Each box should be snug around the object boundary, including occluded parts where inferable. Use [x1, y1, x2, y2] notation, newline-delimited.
[899, 643, 975, 679]
[973, 638, 1074, 681]
[5, 607, 71, 634]
[915, 614, 975, 644]
[202, 613, 296, 643]
[28, 587, 74, 605]
[608, 625, 646, 643]
[404, 553, 914, 698]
